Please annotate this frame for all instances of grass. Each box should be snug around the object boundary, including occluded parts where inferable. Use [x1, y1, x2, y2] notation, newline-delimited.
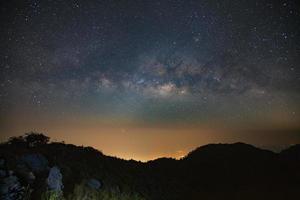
[66, 182, 145, 200]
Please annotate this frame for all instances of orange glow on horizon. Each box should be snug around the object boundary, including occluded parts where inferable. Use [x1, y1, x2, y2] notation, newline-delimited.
[1, 108, 299, 161]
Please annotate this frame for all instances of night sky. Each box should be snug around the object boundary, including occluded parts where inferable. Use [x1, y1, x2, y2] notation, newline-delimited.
[1, 0, 300, 160]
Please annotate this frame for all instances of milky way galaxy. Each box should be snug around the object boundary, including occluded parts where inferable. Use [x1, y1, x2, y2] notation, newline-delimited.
[1, 0, 300, 160]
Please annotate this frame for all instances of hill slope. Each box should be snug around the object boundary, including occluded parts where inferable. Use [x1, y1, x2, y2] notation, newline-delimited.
[1, 136, 299, 200]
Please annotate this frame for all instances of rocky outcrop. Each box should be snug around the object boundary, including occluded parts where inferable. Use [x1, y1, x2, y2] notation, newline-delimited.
[0, 171, 24, 200]
[47, 166, 63, 193]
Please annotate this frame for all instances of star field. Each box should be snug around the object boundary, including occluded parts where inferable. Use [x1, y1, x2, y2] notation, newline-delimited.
[0, 0, 299, 159]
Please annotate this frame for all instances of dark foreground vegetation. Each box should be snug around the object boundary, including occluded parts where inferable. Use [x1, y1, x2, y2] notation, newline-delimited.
[1, 133, 300, 200]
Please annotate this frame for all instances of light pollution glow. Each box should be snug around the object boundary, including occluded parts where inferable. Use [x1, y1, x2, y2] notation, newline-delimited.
[1, 110, 299, 161]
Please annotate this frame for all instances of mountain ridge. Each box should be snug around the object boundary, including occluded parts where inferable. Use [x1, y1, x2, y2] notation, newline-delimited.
[1, 134, 300, 200]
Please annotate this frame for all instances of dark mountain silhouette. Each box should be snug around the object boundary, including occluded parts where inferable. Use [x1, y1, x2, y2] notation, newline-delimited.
[0, 133, 299, 200]
[280, 144, 300, 161]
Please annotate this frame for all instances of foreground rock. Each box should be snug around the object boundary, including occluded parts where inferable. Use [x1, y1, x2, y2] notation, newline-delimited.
[47, 166, 63, 192]
[0, 171, 24, 200]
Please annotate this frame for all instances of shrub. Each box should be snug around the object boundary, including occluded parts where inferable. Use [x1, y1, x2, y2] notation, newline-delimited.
[41, 191, 64, 200]
[67, 183, 145, 200]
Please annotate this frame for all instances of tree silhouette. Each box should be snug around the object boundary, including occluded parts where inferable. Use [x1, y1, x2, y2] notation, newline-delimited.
[7, 132, 49, 147]
[24, 132, 50, 147]
[8, 135, 26, 146]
